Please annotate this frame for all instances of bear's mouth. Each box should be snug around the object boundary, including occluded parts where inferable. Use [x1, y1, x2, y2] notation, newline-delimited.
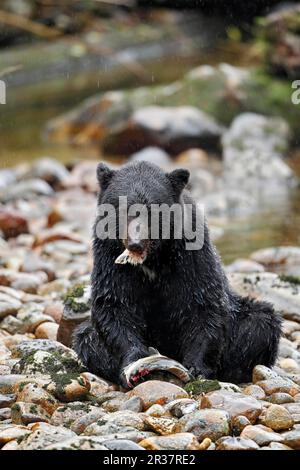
[115, 248, 147, 265]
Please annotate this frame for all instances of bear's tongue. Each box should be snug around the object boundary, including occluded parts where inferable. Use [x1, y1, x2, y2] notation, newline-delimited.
[115, 248, 146, 266]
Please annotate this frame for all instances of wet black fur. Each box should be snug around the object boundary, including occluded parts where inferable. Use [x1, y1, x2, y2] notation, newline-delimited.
[73, 161, 281, 386]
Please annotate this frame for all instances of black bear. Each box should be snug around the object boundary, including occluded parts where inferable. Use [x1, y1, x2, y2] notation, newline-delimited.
[74, 161, 281, 387]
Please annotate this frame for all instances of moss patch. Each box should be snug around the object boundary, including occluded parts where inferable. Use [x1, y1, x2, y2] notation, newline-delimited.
[184, 378, 221, 396]
[279, 274, 300, 285]
[63, 284, 90, 313]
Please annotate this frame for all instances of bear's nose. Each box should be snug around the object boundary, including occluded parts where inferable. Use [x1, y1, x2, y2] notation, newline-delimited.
[127, 241, 145, 254]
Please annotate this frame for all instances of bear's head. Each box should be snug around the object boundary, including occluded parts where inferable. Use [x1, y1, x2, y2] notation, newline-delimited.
[95, 161, 190, 264]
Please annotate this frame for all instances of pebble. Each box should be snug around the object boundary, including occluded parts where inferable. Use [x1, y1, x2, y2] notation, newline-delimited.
[241, 424, 284, 446]
[264, 404, 294, 430]
[0, 424, 31, 444]
[179, 409, 230, 442]
[267, 393, 295, 404]
[281, 427, 300, 450]
[144, 416, 178, 435]
[256, 377, 300, 397]
[16, 383, 58, 414]
[11, 401, 51, 425]
[35, 322, 59, 341]
[216, 436, 259, 450]
[139, 433, 201, 450]
[51, 403, 99, 428]
[201, 390, 262, 424]
[17, 422, 76, 450]
[128, 380, 188, 410]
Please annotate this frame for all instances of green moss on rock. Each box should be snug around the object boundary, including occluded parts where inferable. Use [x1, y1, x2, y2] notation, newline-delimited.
[184, 378, 221, 396]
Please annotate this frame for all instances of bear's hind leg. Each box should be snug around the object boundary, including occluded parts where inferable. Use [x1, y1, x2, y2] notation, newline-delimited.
[219, 297, 282, 384]
[73, 320, 119, 384]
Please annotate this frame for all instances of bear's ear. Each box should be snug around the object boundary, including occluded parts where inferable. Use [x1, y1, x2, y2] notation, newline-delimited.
[97, 163, 115, 190]
[168, 168, 190, 194]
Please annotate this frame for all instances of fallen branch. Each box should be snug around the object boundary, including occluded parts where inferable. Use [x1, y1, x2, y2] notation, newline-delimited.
[0, 9, 61, 39]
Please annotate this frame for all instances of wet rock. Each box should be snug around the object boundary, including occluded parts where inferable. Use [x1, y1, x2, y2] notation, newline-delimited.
[11, 401, 51, 425]
[145, 404, 166, 417]
[0, 375, 27, 394]
[165, 398, 198, 418]
[1, 440, 19, 450]
[139, 433, 200, 450]
[101, 439, 144, 450]
[95, 410, 145, 431]
[44, 436, 107, 450]
[175, 148, 209, 168]
[251, 247, 300, 276]
[30, 157, 69, 187]
[264, 404, 294, 430]
[17, 308, 55, 334]
[12, 349, 82, 377]
[216, 436, 259, 450]
[0, 179, 53, 202]
[256, 377, 300, 397]
[282, 403, 300, 424]
[128, 380, 188, 410]
[281, 427, 300, 449]
[17, 422, 76, 450]
[179, 409, 230, 442]
[80, 372, 112, 397]
[51, 402, 99, 428]
[231, 415, 251, 435]
[229, 272, 300, 322]
[243, 385, 266, 400]
[279, 358, 300, 374]
[253, 365, 279, 383]
[0, 407, 11, 420]
[38, 279, 71, 298]
[201, 390, 262, 424]
[0, 393, 16, 408]
[119, 396, 143, 413]
[144, 416, 178, 435]
[241, 424, 284, 446]
[266, 442, 293, 450]
[0, 424, 31, 445]
[268, 393, 295, 404]
[283, 320, 300, 336]
[21, 253, 56, 281]
[225, 259, 265, 274]
[0, 343, 11, 361]
[57, 284, 91, 347]
[101, 395, 129, 412]
[222, 113, 293, 193]
[46, 375, 90, 402]
[129, 147, 172, 167]
[70, 408, 106, 434]
[44, 302, 64, 323]
[0, 208, 29, 239]
[11, 339, 78, 360]
[102, 106, 224, 155]
[16, 383, 58, 415]
[0, 269, 47, 294]
[83, 421, 153, 441]
[35, 322, 58, 341]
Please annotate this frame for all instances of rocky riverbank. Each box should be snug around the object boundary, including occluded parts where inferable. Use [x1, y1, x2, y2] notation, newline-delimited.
[0, 157, 300, 450]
